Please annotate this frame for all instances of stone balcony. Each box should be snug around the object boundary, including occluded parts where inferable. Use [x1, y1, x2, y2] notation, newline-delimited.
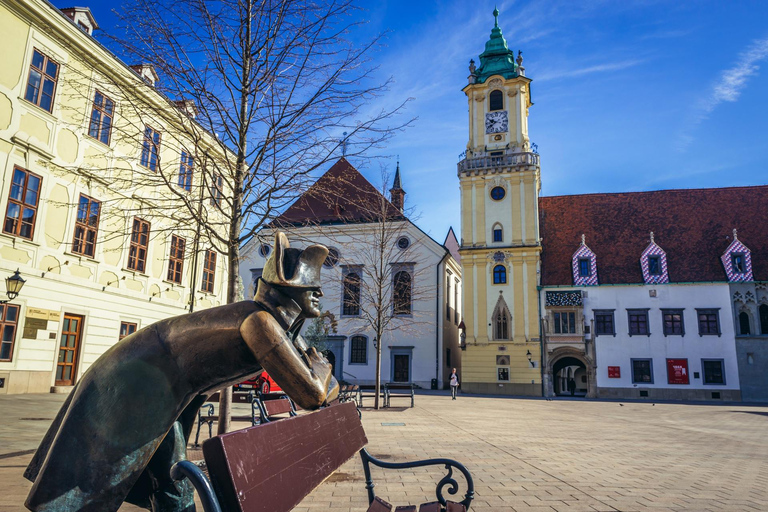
[457, 151, 540, 175]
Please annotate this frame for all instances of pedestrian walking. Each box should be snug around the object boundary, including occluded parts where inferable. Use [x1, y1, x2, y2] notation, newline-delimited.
[450, 368, 460, 400]
[568, 378, 576, 396]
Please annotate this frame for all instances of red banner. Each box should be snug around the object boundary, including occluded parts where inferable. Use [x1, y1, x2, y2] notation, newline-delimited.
[666, 359, 689, 385]
[608, 366, 621, 378]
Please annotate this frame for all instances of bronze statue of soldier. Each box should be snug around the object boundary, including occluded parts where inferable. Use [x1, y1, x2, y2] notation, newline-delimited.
[24, 232, 339, 512]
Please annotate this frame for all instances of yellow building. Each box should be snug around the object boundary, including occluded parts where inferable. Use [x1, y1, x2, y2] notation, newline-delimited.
[0, 0, 230, 394]
[458, 8, 542, 395]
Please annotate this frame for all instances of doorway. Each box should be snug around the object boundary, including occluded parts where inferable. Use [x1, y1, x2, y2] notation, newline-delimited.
[552, 356, 588, 397]
[56, 314, 84, 386]
[322, 349, 337, 379]
[393, 354, 410, 382]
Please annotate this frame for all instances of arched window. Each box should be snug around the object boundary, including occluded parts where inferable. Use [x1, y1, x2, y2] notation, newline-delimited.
[342, 272, 361, 316]
[739, 311, 751, 335]
[492, 223, 503, 243]
[495, 310, 509, 339]
[493, 265, 506, 284]
[350, 335, 367, 364]
[393, 271, 412, 315]
[760, 304, 768, 335]
[489, 90, 504, 111]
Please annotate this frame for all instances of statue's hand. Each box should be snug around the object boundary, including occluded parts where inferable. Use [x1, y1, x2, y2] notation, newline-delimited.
[306, 347, 340, 404]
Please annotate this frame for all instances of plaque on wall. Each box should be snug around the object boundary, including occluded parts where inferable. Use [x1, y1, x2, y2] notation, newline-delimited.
[23, 318, 49, 339]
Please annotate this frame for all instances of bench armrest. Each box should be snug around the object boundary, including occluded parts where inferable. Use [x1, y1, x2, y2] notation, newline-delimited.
[359, 448, 474, 510]
[170, 460, 223, 512]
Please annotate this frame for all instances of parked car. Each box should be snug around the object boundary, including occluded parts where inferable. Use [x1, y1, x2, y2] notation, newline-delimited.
[236, 371, 282, 394]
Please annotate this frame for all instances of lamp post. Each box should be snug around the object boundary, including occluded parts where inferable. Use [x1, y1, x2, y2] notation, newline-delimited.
[0, 269, 25, 304]
[526, 349, 534, 367]
[458, 320, 467, 350]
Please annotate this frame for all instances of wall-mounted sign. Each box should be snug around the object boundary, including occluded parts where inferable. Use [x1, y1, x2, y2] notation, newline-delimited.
[26, 308, 60, 321]
[666, 358, 689, 385]
[608, 366, 621, 378]
[22, 318, 48, 339]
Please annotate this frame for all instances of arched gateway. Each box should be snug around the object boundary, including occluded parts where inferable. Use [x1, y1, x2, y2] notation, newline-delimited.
[545, 348, 596, 398]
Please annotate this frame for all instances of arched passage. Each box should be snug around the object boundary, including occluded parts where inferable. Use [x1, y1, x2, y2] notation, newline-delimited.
[547, 348, 594, 398]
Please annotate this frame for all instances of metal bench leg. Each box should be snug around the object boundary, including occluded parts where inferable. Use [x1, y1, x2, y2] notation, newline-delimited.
[194, 419, 202, 448]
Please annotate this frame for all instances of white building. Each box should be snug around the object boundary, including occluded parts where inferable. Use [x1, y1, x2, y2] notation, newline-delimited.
[240, 158, 462, 389]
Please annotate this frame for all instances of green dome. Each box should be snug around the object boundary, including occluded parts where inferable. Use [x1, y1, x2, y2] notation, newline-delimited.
[474, 7, 518, 83]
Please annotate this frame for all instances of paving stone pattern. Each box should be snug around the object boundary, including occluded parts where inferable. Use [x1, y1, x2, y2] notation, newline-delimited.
[1, 393, 767, 511]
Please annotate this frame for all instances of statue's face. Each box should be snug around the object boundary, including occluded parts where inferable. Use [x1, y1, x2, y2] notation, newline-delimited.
[284, 286, 324, 318]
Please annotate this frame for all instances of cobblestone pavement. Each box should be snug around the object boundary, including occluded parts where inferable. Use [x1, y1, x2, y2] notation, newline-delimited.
[2, 392, 767, 511]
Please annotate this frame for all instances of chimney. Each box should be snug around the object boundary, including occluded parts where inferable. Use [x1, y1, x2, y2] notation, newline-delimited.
[130, 64, 159, 87]
[61, 7, 99, 36]
[389, 159, 405, 211]
[174, 99, 198, 119]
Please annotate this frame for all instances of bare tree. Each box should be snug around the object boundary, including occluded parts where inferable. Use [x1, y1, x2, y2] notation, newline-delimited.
[275, 165, 435, 408]
[92, 0, 412, 431]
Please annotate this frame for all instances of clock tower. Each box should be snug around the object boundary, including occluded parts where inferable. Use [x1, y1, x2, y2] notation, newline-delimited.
[458, 8, 542, 395]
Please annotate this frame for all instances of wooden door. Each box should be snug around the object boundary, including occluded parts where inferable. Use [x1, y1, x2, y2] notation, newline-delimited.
[393, 354, 410, 382]
[56, 314, 83, 386]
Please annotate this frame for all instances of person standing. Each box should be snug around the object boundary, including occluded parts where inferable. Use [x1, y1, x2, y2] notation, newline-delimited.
[450, 368, 460, 400]
[568, 378, 576, 396]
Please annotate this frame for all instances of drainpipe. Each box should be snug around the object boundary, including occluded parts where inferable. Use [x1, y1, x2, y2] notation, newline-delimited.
[435, 251, 449, 389]
[537, 285, 545, 397]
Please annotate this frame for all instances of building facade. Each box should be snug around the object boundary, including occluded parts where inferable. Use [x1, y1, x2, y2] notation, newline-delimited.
[240, 158, 462, 389]
[458, 9, 542, 395]
[0, 0, 230, 394]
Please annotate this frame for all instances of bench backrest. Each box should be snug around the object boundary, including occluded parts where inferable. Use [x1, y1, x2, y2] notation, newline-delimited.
[262, 397, 293, 417]
[202, 401, 366, 512]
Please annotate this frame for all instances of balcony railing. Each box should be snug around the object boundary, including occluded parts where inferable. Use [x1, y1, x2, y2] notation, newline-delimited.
[457, 151, 540, 174]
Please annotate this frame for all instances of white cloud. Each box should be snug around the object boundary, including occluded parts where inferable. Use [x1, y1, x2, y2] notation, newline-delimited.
[536, 59, 645, 82]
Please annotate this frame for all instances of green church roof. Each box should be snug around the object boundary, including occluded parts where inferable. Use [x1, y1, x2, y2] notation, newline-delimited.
[473, 7, 519, 83]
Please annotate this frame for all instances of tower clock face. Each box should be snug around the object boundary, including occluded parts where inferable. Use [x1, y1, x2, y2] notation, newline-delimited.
[485, 111, 508, 134]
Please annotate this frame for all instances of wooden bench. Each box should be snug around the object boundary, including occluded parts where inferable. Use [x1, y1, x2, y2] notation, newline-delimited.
[384, 383, 415, 408]
[357, 384, 386, 407]
[253, 391, 297, 423]
[194, 391, 259, 447]
[172, 402, 473, 512]
[338, 384, 359, 404]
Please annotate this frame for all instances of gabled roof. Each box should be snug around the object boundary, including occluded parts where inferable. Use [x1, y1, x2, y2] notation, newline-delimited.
[444, 227, 461, 264]
[539, 186, 768, 286]
[271, 158, 405, 228]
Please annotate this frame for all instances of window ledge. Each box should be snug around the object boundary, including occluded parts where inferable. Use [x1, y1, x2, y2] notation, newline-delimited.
[18, 97, 57, 122]
[63, 251, 100, 264]
[162, 279, 186, 289]
[0, 232, 40, 247]
[121, 268, 149, 278]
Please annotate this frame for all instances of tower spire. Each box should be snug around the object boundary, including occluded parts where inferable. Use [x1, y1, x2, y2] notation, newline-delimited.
[390, 157, 405, 212]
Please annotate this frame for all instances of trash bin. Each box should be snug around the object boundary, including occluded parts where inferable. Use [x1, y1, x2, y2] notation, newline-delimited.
[430, 378, 438, 390]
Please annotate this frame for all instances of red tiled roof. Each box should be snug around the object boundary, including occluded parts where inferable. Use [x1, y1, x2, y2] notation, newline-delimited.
[271, 158, 405, 228]
[539, 186, 768, 285]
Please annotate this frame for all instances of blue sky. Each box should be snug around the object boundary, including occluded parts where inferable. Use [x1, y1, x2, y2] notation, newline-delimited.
[72, 0, 768, 243]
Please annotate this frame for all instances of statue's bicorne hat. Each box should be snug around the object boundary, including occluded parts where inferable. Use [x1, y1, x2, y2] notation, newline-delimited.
[262, 232, 328, 288]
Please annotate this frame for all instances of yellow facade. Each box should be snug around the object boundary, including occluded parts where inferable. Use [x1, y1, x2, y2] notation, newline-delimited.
[0, 0, 230, 394]
[457, 19, 542, 395]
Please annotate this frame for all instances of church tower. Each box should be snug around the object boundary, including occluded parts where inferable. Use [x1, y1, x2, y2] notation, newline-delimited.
[458, 8, 542, 395]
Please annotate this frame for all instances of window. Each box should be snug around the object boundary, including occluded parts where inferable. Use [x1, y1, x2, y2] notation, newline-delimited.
[731, 253, 745, 273]
[446, 348, 451, 367]
[119, 322, 137, 341]
[258, 244, 271, 258]
[446, 275, 451, 320]
[201, 250, 216, 293]
[342, 272, 361, 316]
[493, 265, 506, 284]
[0, 304, 20, 361]
[493, 226, 503, 242]
[553, 311, 576, 334]
[628, 309, 650, 336]
[760, 304, 768, 335]
[702, 359, 725, 385]
[127, 218, 150, 272]
[454, 278, 459, 326]
[594, 310, 615, 336]
[489, 90, 504, 111]
[140, 125, 161, 171]
[72, 194, 100, 257]
[495, 310, 509, 339]
[167, 235, 186, 284]
[396, 236, 410, 250]
[578, 258, 591, 277]
[739, 311, 751, 335]
[88, 91, 114, 145]
[211, 172, 223, 206]
[662, 309, 684, 336]
[490, 186, 505, 201]
[496, 355, 510, 381]
[4, 167, 42, 240]
[393, 271, 412, 315]
[631, 359, 653, 384]
[648, 255, 661, 275]
[24, 49, 59, 113]
[250, 268, 263, 288]
[350, 335, 367, 364]
[696, 309, 720, 336]
[178, 151, 193, 192]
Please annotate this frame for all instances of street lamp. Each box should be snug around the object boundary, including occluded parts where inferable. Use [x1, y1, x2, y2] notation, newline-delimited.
[0, 269, 25, 304]
[526, 350, 534, 367]
[458, 320, 467, 350]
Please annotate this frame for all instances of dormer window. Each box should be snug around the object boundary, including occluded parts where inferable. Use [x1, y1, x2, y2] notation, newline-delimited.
[489, 90, 504, 111]
[721, 229, 753, 282]
[641, 232, 669, 284]
[572, 235, 597, 286]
